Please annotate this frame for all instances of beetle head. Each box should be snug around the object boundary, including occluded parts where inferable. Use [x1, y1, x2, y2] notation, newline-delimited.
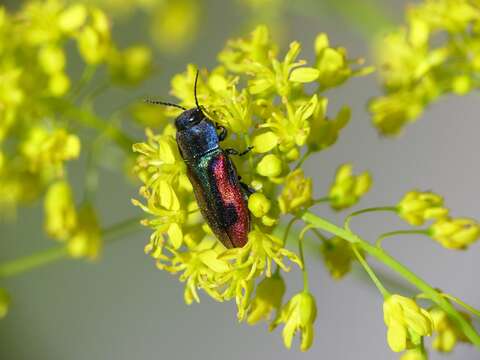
[174, 108, 205, 131]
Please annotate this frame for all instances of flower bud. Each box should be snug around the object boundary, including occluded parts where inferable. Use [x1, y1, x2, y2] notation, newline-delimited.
[321, 236, 357, 279]
[400, 348, 428, 360]
[248, 193, 271, 218]
[247, 275, 286, 325]
[270, 291, 317, 351]
[278, 169, 313, 214]
[329, 164, 372, 210]
[44, 181, 77, 240]
[430, 217, 480, 250]
[67, 205, 102, 260]
[383, 295, 433, 352]
[252, 132, 278, 153]
[398, 190, 448, 226]
[430, 306, 471, 352]
[256, 154, 282, 178]
[108, 46, 152, 85]
[58, 4, 87, 33]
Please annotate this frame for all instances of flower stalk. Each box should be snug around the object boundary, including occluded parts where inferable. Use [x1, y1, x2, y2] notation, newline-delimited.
[301, 210, 480, 347]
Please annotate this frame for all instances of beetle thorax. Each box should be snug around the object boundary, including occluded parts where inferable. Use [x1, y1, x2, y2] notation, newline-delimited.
[175, 115, 219, 161]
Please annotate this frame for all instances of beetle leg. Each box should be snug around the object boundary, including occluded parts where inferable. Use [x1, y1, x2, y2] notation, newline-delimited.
[216, 124, 228, 142]
[225, 146, 253, 157]
[240, 181, 255, 197]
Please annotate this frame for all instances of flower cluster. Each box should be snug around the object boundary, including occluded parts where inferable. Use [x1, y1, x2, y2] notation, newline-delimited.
[383, 294, 433, 353]
[430, 306, 472, 352]
[133, 25, 369, 350]
[0, 0, 151, 253]
[397, 190, 480, 250]
[370, 0, 480, 135]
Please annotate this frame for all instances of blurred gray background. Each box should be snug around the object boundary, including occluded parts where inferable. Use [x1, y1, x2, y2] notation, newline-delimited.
[0, 0, 478, 359]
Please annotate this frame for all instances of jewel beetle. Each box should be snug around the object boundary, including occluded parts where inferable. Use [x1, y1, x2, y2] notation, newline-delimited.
[146, 71, 253, 248]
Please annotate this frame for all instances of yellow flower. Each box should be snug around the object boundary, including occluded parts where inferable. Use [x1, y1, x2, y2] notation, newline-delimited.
[430, 306, 471, 352]
[157, 239, 229, 305]
[108, 45, 152, 85]
[220, 267, 255, 320]
[259, 95, 316, 154]
[247, 274, 286, 325]
[383, 294, 433, 352]
[150, 0, 199, 54]
[314, 33, 352, 89]
[278, 169, 313, 214]
[430, 217, 480, 250]
[219, 25, 277, 74]
[77, 8, 112, 64]
[307, 99, 350, 153]
[21, 127, 81, 175]
[248, 192, 271, 218]
[133, 126, 190, 195]
[329, 164, 372, 210]
[220, 229, 302, 279]
[133, 181, 190, 250]
[371, 0, 480, 134]
[400, 348, 428, 360]
[270, 291, 317, 351]
[247, 41, 304, 97]
[58, 3, 87, 33]
[397, 190, 449, 226]
[0, 288, 10, 319]
[67, 205, 102, 260]
[256, 154, 283, 178]
[320, 236, 357, 280]
[44, 180, 77, 240]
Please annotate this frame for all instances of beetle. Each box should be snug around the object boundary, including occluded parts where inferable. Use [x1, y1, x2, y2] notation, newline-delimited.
[146, 71, 253, 248]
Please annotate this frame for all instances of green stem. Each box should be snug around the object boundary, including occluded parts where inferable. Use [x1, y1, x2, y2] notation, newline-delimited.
[311, 228, 329, 244]
[0, 247, 68, 279]
[0, 216, 143, 279]
[294, 149, 312, 170]
[282, 216, 299, 246]
[298, 225, 312, 292]
[345, 206, 398, 232]
[442, 294, 480, 319]
[417, 293, 480, 319]
[301, 211, 480, 348]
[351, 245, 389, 298]
[68, 106, 135, 152]
[377, 229, 430, 248]
[312, 197, 331, 206]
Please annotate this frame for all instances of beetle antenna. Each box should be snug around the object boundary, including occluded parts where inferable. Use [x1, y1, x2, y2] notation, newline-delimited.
[144, 99, 186, 111]
[193, 69, 210, 120]
[194, 70, 201, 110]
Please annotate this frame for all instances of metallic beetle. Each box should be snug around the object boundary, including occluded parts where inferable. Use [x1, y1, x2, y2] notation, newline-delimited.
[146, 72, 253, 248]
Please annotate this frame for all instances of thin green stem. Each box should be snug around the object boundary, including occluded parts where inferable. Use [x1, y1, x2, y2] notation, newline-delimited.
[103, 216, 143, 243]
[0, 216, 143, 279]
[417, 292, 480, 319]
[70, 65, 97, 100]
[311, 228, 329, 244]
[351, 245, 389, 298]
[312, 197, 331, 205]
[298, 225, 312, 292]
[301, 211, 480, 348]
[282, 216, 299, 246]
[345, 206, 398, 233]
[377, 229, 430, 248]
[442, 294, 480, 319]
[294, 149, 312, 170]
[0, 247, 68, 279]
